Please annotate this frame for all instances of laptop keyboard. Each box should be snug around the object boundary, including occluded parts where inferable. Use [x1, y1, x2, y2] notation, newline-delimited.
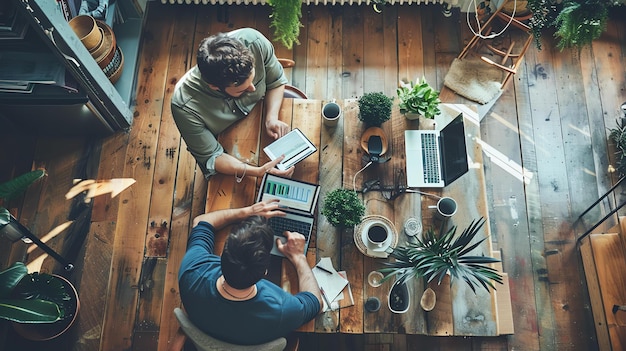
[421, 133, 441, 183]
[269, 216, 312, 240]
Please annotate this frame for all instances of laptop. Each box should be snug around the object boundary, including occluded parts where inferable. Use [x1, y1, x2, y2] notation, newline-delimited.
[263, 128, 317, 171]
[256, 173, 321, 256]
[405, 113, 469, 188]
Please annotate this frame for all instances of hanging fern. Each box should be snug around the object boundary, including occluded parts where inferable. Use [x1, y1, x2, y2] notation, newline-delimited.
[267, 0, 302, 50]
[554, 0, 609, 50]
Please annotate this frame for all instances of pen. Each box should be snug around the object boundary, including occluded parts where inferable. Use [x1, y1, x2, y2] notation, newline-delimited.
[316, 265, 334, 275]
[320, 287, 333, 310]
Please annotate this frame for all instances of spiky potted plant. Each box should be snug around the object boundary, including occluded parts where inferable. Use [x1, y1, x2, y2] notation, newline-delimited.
[378, 217, 503, 310]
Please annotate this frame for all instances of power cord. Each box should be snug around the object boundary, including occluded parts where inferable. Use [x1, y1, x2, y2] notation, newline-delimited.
[353, 161, 373, 192]
[466, 0, 516, 40]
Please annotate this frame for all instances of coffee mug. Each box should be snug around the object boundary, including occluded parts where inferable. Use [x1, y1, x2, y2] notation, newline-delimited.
[322, 100, 341, 127]
[367, 224, 389, 247]
[428, 197, 457, 220]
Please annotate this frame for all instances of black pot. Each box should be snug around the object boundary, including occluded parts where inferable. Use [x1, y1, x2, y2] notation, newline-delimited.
[11, 274, 80, 341]
[388, 280, 410, 313]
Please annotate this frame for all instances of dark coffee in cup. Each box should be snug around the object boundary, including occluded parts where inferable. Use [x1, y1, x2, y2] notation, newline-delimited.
[367, 224, 388, 246]
[322, 103, 340, 119]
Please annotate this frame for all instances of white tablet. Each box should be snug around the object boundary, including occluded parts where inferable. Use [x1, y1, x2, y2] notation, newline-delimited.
[263, 128, 317, 171]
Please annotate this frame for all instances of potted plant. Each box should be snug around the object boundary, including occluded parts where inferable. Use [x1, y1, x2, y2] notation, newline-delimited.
[396, 77, 441, 121]
[357, 92, 393, 127]
[527, 0, 622, 50]
[609, 115, 626, 176]
[0, 261, 80, 341]
[321, 188, 365, 228]
[1, 169, 46, 241]
[267, 0, 303, 49]
[378, 217, 503, 294]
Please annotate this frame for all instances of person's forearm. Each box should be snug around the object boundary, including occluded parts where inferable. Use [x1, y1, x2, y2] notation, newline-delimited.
[291, 255, 323, 310]
[192, 206, 251, 229]
[264, 85, 285, 121]
[214, 153, 266, 178]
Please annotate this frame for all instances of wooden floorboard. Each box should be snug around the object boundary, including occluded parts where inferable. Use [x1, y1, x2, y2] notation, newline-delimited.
[1, 4, 626, 351]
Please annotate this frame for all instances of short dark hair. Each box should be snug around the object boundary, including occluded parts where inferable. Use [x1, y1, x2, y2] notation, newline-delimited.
[197, 33, 255, 91]
[221, 216, 274, 289]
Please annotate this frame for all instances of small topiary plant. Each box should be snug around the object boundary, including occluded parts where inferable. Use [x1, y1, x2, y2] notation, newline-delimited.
[321, 188, 365, 228]
[357, 92, 393, 127]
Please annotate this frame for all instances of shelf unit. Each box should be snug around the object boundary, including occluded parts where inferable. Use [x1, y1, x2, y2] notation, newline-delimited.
[0, 0, 144, 136]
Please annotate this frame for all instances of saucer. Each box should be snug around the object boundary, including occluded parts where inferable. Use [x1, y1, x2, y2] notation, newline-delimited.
[354, 215, 398, 258]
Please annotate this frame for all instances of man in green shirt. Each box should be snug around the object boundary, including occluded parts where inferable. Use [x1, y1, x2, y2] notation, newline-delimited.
[171, 28, 295, 179]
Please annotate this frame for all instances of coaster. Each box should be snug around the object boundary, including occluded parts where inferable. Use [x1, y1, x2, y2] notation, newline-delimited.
[354, 215, 398, 258]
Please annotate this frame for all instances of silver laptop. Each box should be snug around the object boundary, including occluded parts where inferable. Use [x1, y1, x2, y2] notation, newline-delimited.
[256, 173, 320, 256]
[405, 113, 469, 188]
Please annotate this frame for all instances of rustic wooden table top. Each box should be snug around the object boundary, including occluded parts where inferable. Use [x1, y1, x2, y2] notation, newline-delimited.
[205, 98, 507, 336]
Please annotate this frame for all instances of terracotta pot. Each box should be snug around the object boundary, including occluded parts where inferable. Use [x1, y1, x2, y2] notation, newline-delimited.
[12, 274, 80, 341]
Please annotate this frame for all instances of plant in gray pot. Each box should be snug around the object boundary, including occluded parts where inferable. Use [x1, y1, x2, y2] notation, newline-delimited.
[378, 217, 503, 311]
[397, 77, 441, 121]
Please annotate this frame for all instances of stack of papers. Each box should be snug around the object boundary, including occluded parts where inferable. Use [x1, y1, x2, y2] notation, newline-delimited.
[312, 257, 354, 311]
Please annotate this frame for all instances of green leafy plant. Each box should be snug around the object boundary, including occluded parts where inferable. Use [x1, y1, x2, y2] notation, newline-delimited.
[321, 188, 365, 228]
[609, 119, 626, 176]
[378, 217, 503, 293]
[554, 0, 609, 50]
[357, 92, 393, 127]
[397, 77, 441, 119]
[0, 169, 46, 228]
[527, 0, 621, 50]
[268, 0, 303, 50]
[0, 262, 62, 323]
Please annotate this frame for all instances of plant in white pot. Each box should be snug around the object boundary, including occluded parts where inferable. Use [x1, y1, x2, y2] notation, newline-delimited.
[397, 77, 441, 121]
[378, 217, 503, 311]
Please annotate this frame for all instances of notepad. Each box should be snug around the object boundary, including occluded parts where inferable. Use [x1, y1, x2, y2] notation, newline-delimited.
[263, 128, 317, 171]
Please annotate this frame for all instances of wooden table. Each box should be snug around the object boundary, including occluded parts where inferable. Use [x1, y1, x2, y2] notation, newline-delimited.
[205, 98, 512, 336]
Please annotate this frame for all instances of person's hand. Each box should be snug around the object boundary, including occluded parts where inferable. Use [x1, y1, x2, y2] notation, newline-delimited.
[248, 199, 286, 219]
[260, 155, 295, 178]
[265, 119, 290, 140]
[276, 231, 307, 261]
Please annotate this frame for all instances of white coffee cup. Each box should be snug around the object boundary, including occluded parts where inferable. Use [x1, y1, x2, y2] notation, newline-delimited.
[367, 223, 389, 247]
[428, 197, 457, 220]
[322, 100, 341, 127]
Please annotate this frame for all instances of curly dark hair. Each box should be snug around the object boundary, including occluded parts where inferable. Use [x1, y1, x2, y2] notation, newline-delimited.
[221, 215, 274, 289]
[197, 33, 255, 91]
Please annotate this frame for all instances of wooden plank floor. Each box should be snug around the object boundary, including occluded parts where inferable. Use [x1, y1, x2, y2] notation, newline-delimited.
[1, 3, 625, 350]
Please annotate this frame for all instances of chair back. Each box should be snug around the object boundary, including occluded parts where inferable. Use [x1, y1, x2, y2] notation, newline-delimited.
[173, 308, 287, 351]
[278, 58, 308, 99]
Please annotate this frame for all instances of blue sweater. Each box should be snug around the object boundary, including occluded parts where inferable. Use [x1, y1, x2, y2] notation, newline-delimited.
[178, 221, 320, 345]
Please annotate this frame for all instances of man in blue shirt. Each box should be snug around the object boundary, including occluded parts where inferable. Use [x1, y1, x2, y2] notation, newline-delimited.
[177, 199, 322, 346]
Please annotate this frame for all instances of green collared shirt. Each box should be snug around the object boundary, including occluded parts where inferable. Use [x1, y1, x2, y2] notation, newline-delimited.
[171, 28, 288, 177]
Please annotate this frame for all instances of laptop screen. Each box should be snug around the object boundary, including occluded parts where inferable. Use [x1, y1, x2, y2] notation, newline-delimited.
[440, 113, 469, 185]
[257, 173, 320, 214]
